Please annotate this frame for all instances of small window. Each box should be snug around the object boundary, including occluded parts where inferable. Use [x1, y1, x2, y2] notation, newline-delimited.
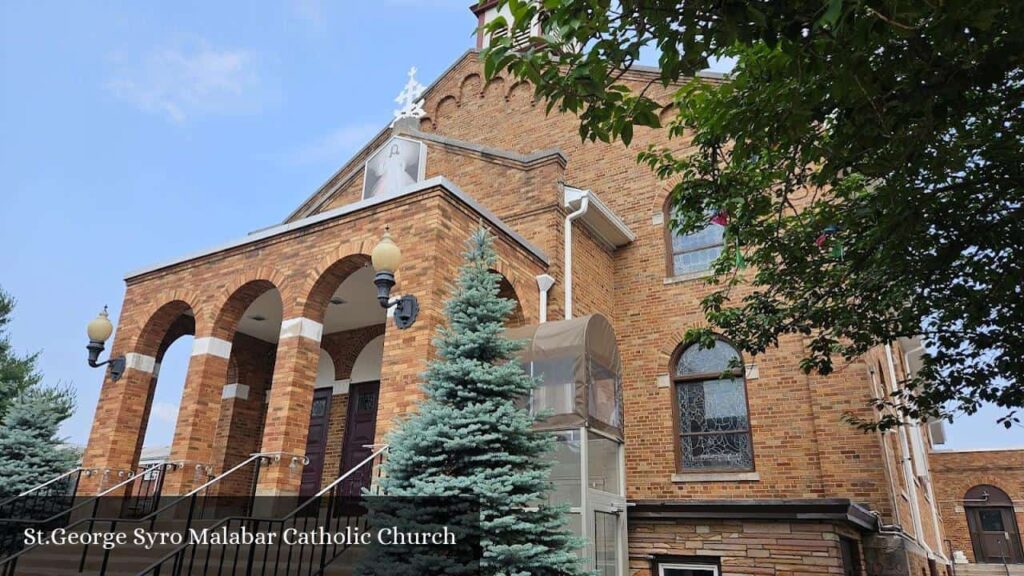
[671, 339, 754, 472]
[666, 214, 724, 276]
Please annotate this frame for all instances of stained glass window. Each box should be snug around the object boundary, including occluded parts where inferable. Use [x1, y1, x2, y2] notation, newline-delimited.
[669, 221, 724, 276]
[672, 340, 753, 472]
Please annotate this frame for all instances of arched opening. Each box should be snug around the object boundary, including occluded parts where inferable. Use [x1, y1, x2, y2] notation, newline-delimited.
[491, 270, 526, 328]
[965, 484, 1023, 563]
[132, 302, 195, 469]
[302, 258, 386, 496]
[209, 283, 283, 495]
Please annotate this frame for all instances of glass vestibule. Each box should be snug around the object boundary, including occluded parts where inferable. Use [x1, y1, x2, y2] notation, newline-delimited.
[507, 314, 627, 576]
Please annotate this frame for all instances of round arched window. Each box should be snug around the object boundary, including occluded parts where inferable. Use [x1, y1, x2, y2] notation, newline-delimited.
[671, 339, 754, 472]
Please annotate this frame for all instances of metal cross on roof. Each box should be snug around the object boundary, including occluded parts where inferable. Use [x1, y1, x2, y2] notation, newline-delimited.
[391, 66, 426, 127]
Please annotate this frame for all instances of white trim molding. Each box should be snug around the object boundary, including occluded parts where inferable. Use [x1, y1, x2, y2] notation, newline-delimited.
[672, 471, 760, 483]
[280, 318, 323, 342]
[192, 337, 232, 359]
[124, 353, 157, 374]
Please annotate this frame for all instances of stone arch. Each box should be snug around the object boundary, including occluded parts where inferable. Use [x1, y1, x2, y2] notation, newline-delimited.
[434, 95, 458, 125]
[300, 253, 372, 323]
[459, 73, 483, 102]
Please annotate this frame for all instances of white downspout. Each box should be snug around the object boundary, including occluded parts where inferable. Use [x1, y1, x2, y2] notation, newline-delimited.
[564, 192, 590, 320]
[885, 344, 929, 554]
[536, 274, 555, 323]
[903, 347, 947, 562]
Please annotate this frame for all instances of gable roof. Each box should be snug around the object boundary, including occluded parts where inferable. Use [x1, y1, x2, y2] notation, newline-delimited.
[283, 49, 727, 224]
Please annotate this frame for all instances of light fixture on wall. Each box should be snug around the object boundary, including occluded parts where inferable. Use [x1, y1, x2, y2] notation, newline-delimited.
[371, 227, 418, 329]
[86, 306, 126, 381]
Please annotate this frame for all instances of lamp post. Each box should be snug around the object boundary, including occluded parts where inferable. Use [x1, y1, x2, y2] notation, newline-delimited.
[86, 306, 126, 381]
[371, 228, 419, 329]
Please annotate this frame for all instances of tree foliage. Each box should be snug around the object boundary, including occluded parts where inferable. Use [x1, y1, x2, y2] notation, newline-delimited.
[374, 229, 583, 575]
[0, 288, 78, 496]
[482, 0, 1024, 430]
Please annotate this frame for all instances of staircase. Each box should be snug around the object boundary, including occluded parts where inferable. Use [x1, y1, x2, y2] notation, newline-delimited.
[955, 564, 1024, 576]
[135, 445, 388, 576]
[0, 452, 278, 576]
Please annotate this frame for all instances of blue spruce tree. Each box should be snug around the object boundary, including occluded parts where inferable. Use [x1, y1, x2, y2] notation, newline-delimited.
[374, 228, 583, 576]
[0, 288, 77, 496]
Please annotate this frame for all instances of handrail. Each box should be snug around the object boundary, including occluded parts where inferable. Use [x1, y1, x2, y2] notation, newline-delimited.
[285, 444, 389, 520]
[137, 445, 390, 576]
[0, 467, 84, 505]
[145, 452, 267, 519]
[0, 463, 164, 524]
[0, 452, 278, 571]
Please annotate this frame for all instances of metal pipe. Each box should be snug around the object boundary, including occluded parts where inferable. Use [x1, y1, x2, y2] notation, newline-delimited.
[564, 192, 590, 320]
[536, 274, 555, 323]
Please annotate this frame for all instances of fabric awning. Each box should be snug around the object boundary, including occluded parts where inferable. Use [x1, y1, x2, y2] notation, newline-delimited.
[507, 314, 623, 439]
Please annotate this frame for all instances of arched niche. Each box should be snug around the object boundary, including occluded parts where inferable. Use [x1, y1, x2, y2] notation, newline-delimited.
[351, 334, 384, 383]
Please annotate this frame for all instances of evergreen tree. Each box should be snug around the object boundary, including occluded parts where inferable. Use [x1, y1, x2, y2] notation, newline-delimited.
[0, 290, 41, 419]
[0, 386, 77, 495]
[0, 288, 78, 496]
[373, 228, 583, 576]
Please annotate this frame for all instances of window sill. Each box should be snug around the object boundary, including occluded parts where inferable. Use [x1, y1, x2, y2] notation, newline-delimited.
[664, 269, 715, 284]
[672, 471, 760, 483]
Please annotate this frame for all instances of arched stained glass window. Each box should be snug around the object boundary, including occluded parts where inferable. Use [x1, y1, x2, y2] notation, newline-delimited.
[671, 339, 754, 472]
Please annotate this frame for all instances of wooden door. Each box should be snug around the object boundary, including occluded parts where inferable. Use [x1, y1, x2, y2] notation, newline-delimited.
[968, 506, 1023, 564]
[299, 387, 333, 497]
[337, 381, 380, 498]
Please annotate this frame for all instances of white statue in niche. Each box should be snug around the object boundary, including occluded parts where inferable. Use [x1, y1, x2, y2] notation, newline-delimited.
[363, 137, 422, 199]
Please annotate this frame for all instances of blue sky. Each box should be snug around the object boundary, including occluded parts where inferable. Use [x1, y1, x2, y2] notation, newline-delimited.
[1, 2, 1020, 452]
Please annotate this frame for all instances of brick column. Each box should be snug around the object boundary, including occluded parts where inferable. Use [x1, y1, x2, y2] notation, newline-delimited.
[162, 337, 232, 495]
[255, 318, 323, 496]
[79, 353, 158, 495]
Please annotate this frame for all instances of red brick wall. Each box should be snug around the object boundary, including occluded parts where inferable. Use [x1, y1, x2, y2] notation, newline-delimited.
[931, 449, 1024, 563]
[210, 332, 276, 496]
[82, 185, 546, 496]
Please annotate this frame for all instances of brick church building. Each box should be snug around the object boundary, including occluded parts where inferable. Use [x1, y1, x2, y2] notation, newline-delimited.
[70, 5, 1022, 576]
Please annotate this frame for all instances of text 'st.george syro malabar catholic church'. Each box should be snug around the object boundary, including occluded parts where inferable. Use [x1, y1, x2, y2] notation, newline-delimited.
[65, 4, 1023, 576]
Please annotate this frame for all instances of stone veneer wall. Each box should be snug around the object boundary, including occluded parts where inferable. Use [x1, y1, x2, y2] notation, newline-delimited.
[628, 519, 865, 576]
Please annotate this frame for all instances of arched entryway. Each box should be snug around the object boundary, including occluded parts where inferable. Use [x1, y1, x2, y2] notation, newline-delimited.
[965, 484, 1023, 564]
[296, 260, 386, 497]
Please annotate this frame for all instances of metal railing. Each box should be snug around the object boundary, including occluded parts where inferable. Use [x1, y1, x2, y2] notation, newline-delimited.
[0, 463, 165, 562]
[0, 467, 88, 524]
[138, 445, 390, 576]
[0, 452, 277, 575]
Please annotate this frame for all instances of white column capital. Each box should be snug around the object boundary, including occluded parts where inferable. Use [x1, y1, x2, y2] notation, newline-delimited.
[192, 337, 233, 359]
[280, 317, 323, 342]
[222, 383, 250, 400]
[124, 353, 156, 374]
